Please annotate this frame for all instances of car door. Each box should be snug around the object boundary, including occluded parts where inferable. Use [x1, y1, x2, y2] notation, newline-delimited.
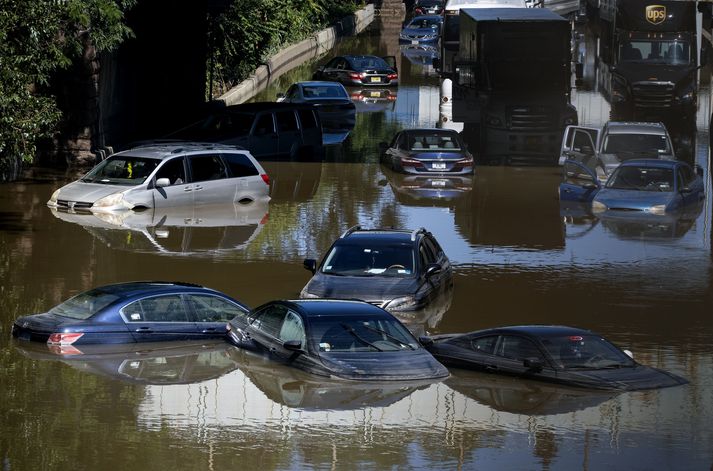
[559, 160, 601, 203]
[248, 112, 279, 157]
[493, 335, 556, 381]
[322, 58, 343, 82]
[187, 153, 233, 205]
[677, 164, 704, 208]
[385, 132, 403, 168]
[246, 304, 304, 362]
[559, 126, 599, 166]
[275, 110, 302, 157]
[123, 294, 200, 342]
[151, 156, 194, 208]
[184, 293, 249, 338]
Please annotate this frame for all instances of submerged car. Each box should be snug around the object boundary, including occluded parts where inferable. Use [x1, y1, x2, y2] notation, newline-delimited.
[379, 128, 474, 175]
[12, 282, 249, 345]
[227, 299, 449, 381]
[47, 143, 270, 212]
[300, 226, 453, 313]
[560, 159, 705, 216]
[413, 0, 444, 15]
[399, 15, 442, 44]
[276, 81, 356, 132]
[426, 325, 688, 391]
[313, 55, 398, 87]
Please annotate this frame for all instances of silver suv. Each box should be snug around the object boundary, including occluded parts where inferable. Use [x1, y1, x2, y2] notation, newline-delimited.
[559, 121, 675, 180]
[47, 143, 270, 212]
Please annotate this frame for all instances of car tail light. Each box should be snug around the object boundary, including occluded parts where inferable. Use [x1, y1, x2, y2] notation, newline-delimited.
[259, 213, 269, 225]
[387, 95, 397, 101]
[415, 7, 424, 14]
[401, 157, 424, 167]
[349, 72, 365, 80]
[387, 73, 398, 80]
[455, 157, 473, 165]
[261, 174, 270, 185]
[48, 332, 84, 345]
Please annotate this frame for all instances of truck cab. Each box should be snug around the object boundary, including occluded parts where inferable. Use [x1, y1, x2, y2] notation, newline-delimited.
[559, 121, 676, 180]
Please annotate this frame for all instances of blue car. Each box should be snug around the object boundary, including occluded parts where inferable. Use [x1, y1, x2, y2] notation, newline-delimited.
[559, 159, 704, 215]
[12, 282, 249, 346]
[399, 15, 442, 44]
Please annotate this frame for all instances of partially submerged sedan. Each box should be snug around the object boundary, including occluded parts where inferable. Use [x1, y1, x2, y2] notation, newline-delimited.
[12, 282, 249, 345]
[313, 55, 398, 87]
[399, 15, 442, 44]
[227, 299, 449, 381]
[47, 143, 270, 212]
[276, 81, 356, 132]
[380, 129, 474, 175]
[426, 325, 687, 391]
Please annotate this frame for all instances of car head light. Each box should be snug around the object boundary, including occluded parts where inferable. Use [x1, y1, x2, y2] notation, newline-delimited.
[92, 192, 126, 210]
[647, 204, 667, 215]
[384, 296, 419, 312]
[299, 287, 320, 299]
[592, 200, 607, 213]
[47, 189, 60, 207]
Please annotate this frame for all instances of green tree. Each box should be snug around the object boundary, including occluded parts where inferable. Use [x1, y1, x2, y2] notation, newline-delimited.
[0, 0, 135, 181]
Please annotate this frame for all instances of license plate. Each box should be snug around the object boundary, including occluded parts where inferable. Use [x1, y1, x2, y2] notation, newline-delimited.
[370, 76, 381, 83]
[432, 162, 447, 170]
[431, 179, 447, 187]
[370, 91, 381, 98]
[412, 40, 419, 44]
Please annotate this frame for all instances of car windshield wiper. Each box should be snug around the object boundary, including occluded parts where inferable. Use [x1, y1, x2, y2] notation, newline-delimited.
[360, 324, 415, 350]
[340, 323, 383, 352]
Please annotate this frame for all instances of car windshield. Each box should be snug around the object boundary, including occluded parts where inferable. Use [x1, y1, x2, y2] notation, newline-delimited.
[539, 334, 635, 369]
[618, 38, 691, 65]
[351, 56, 390, 70]
[603, 134, 669, 155]
[321, 243, 415, 277]
[49, 289, 121, 320]
[81, 156, 160, 185]
[407, 18, 440, 29]
[408, 132, 461, 151]
[606, 166, 674, 192]
[310, 314, 419, 352]
[302, 85, 348, 99]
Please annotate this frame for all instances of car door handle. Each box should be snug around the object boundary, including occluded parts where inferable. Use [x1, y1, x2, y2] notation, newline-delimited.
[183, 187, 192, 192]
[193, 185, 203, 191]
[484, 364, 498, 372]
[201, 328, 217, 333]
[135, 327, 152, 332]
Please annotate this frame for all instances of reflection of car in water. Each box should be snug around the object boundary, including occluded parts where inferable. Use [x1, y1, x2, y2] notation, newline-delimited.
[400, 44, 439, 68]
[347, 87, 397, 113]
[598, 205, 702, 241]
[446, 369, 617, 415]
[51, 200, 269, 256]
[381, 167, 473, 207]
[260, 161, 322, 203]
[229, 348, 437, 410]
[14, 340, 241, 385]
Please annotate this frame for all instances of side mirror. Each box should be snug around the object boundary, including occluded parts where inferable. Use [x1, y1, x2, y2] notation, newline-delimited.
[418, 336, 434, 347]
[276, 92, 285, 99]
[523, 357, 543, 372]
[303, 258, 317, 274]
[425, 263, 442, 278]
[155, 178, 170, 188]
[582, 182, 598, 190]
[680, 186, 693, 194]
[283, 340, 302, 351]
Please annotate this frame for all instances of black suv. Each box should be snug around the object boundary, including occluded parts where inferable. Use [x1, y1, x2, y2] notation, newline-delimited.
[300, 226, 452, 313]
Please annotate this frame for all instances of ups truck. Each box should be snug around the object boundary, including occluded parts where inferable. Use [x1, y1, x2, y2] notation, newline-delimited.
[595, 0, 700, 119]
[452, 8, 577, 164]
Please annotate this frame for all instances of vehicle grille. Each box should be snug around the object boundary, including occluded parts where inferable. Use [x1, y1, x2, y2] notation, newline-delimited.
[507, 106, 556, 131]
[632, 82, 674, 108]
[57, 200, 93, 210]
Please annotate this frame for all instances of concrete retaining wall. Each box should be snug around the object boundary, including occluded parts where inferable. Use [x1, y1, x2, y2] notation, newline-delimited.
[218, 4, 375, 106]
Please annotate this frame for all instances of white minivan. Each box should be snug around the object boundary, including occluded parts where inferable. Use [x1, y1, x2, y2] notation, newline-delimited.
[47, 143, 270, 212]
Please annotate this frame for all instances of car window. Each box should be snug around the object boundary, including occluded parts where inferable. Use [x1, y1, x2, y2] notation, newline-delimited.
[419, 243, 436, 266]
[606, 166, 674, 192]
[423, 237, 441, 259]
[253, 114, 275, 136]
[249, 304, 288, 338]
[563, 161, 596, 186]
[186, 294, 247, 322]
[336, 59, 346, 70]
[396, 133, 407, 149]
[123, 295, 189, 322]
[679, 165, 695, 185]
[297, 109, 318, 129]
[322, 243, 415, 277]
[326, 58, 340, 69]
[154, 157, 186, 186]
[285, 85, 298, 99]
[279, 310, 307, 345]
[572, 130, 595, 153]
[189, 154, 228, 182]
[311, 314, 418, 352]
[276, 111, 299, 132]
[408, 133, 461, 151]
[81, 155, 160, 186]
[496, 335, 544, 361]
[471, 335, 498, 354]
[223, 153, 259, 178]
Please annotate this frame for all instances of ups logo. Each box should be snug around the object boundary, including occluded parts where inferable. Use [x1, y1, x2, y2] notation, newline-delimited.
[646, 5, 667, 25]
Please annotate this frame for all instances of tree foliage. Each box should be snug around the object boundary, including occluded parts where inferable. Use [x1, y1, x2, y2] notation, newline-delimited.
[0, 0, 135, 181]
[211, 0, 362, 95]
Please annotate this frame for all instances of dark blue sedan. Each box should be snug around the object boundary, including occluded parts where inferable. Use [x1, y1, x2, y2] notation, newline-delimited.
[12, 282, 249, 345]
[399, 15, 442, 44]
[560, 159, 704, 216]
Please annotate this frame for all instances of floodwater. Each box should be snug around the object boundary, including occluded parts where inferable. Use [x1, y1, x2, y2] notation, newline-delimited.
[2, 12, 713, 471]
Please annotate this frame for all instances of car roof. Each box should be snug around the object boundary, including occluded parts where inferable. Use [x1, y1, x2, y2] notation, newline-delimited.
[92, 281, 210, 298]
[224, 102, 318, 113]
[337, 226, 428, 243]
[343, 55, 386, 61]
[402, 128, 459, 135]
[275, 299, 393, 318]
[119, 142, 248, 159]
[469, 325, 595, 337]
[604, 121, 668, 135]
[410, 15, 443, 20]
[618, 159, 681, 169]
[296, 81, 345, 88]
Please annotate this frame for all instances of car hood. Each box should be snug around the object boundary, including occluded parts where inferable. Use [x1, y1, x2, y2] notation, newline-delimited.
[303, 274, 420, 302]
[318, 350, 449, 381]
[564, 365, 688, 391]
[595, 189, 673, 210]
[408, 151, 465, 161]
[57, 181, 130, 203]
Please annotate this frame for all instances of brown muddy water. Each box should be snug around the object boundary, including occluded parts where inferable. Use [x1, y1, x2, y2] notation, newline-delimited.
[2, 14, 713, 471]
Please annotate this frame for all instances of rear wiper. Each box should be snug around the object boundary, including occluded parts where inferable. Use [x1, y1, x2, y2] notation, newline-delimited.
[360, 324, 415, 350]
[340, 323, 383, 352]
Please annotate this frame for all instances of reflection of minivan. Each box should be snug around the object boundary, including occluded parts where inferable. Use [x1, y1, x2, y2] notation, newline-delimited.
[559, 121, 675, 180]
[169, 103, 324, 160]
[47, 143, 270, 212]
